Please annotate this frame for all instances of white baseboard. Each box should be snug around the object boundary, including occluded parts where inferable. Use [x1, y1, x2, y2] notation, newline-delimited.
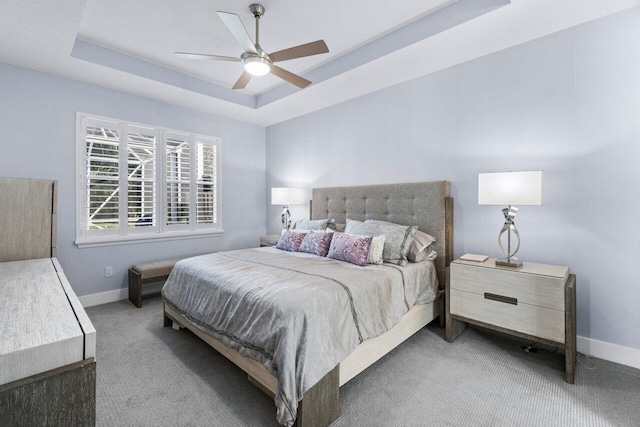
[79, 288, 128, 307]
[79, 282, 164, 308]
[577, 336, 640, 370]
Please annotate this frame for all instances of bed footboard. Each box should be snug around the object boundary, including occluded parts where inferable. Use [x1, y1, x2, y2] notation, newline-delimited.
[163, 303, 340, 426]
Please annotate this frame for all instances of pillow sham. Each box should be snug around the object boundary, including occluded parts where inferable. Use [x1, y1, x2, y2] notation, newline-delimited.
[346, 219, 417, 266]
[299, 231, 334, 257]
[327, 232, 372, 267]
[407, 230, 437, 263]
[282, 228, 310, 235]
[294, 218, 330, 231]
[275, 230, 307, 252]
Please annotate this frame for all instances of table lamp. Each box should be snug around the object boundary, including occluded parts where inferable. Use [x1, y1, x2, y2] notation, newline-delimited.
[478, 171, 543, 268]
[271, 187, 304, 230]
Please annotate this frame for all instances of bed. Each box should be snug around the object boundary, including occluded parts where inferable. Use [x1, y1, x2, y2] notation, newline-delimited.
[162, 181, 453, 426]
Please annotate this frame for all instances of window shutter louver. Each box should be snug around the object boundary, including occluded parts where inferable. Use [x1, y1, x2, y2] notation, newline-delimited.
[127, 128, 157, 228]
[166, 136, 191, 226]
[85, 124, 120, 231]
[196, 142, 216, 225]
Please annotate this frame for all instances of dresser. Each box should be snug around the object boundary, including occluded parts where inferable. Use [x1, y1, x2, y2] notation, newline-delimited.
[445, 258, 576, 383]
[0, 178, 96, 425]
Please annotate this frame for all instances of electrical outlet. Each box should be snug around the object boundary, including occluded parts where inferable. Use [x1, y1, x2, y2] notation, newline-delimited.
[104, 266, 113, 278]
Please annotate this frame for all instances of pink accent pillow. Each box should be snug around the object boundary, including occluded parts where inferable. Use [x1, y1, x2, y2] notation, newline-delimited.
[327, 232, 372, 266]
[299, 231, 334, 257]
[275, 230, 307, 252]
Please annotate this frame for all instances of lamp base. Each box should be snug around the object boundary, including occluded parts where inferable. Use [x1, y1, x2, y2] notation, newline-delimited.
[495, 257, 523, 269]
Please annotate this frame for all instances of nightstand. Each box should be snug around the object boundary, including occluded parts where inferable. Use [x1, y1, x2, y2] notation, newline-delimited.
[446, 258, 577, 383]
[260, 235, 280, 247]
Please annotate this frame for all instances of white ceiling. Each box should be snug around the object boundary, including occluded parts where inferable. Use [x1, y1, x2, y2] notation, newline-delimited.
[1, 0, 638, 126]
[77, 0, 453, 95]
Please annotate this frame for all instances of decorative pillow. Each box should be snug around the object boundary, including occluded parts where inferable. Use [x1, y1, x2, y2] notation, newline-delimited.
[407, 230, 437, 263]
[327, 232, 372, 266]
[346, 219, 417, 266]
[299, 231, 334, 257]
[275, 230, 307, 252]
[294, 219, 329, 231]
[367, 235, 386, 265]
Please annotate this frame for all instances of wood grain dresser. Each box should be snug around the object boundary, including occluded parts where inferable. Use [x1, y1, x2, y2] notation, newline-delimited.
[445, 258, 576, 383]
[0, 177, 96, 425]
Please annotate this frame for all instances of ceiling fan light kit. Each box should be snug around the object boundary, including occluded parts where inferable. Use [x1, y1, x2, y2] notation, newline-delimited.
[175, 3, 329, 90]
[242, 53, 271, 76]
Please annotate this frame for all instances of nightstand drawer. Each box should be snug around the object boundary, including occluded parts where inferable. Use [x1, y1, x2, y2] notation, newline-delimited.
[450, 262, 566, 311]
[450, 289, 565, 343]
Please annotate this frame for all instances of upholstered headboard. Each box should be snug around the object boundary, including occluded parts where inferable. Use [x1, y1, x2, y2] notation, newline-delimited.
[0, 177, 58, 262]
[311, 181, 453, 288]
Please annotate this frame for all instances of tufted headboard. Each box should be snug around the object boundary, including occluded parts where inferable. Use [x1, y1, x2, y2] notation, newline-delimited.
[311, 181, 453, 288]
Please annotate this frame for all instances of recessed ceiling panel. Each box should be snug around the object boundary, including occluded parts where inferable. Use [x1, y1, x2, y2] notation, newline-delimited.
[77, 0, 454, 94]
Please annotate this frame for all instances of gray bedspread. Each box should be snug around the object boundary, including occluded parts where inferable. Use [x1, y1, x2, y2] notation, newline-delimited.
[162, 247, 438, 426]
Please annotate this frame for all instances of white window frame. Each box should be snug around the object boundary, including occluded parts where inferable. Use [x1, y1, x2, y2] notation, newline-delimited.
[75, 113, 222, 248]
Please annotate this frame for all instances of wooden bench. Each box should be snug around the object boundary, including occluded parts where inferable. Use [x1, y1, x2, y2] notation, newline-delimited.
[128, 259, 179, 308]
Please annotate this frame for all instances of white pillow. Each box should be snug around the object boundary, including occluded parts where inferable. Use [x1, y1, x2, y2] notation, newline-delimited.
[367, 235, 385, 265]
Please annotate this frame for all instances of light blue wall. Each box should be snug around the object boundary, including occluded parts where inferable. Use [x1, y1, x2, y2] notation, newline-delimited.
[266, 8, 640, 350]
[0, 62, 266, 297]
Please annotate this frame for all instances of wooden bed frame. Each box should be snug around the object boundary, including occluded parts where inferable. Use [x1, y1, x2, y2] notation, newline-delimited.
[163, 181, 453, 426]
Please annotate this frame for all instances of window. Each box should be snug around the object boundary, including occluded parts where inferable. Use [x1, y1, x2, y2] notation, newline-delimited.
[76, 114, 221, 247]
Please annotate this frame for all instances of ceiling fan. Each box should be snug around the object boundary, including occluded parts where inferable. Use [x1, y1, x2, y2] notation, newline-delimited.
[175, 3, 329, 90]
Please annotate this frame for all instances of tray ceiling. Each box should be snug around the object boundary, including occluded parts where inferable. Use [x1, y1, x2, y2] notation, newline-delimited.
[0, 0, 638, 126]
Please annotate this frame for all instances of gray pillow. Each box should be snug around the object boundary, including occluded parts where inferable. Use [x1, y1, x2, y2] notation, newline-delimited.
[294, 219, 329, 230]
[345, 219, 417, 266]
[407, 230, 437, 263]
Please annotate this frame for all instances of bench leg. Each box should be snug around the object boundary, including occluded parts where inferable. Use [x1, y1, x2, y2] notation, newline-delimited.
[128, 269, 142, 308]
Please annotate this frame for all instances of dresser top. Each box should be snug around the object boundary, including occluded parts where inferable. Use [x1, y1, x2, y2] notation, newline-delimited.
[0, 257, 95, 386]
[453, 258, 569, 279]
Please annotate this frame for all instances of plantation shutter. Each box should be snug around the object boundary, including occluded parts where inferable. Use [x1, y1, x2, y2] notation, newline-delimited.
[84, 119, 121, 234]
[195, 140, 217, 225]
[127, 126, 157, 229]
[166, 134, 191, 227]
[76, 114, 222, 246]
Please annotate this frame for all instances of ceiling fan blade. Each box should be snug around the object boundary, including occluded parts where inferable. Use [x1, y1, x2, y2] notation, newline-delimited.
[270, 40, 329, 63]
[217, 11, 258, 54]
[232, 70, 253, 90]
[270, 65, 311, 89]
[175, 52, 240, 62]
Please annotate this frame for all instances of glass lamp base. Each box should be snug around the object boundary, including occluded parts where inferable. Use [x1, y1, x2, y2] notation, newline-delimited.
[495, 257, 523, 268]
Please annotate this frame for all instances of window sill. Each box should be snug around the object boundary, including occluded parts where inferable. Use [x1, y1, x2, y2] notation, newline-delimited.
[75, 228, 224, 248]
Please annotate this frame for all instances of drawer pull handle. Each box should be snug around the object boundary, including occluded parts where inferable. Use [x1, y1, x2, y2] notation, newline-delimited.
[484, 293, 517, 305]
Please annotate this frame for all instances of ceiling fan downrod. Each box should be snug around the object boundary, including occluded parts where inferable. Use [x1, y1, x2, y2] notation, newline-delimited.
[250, 3, 265, 47]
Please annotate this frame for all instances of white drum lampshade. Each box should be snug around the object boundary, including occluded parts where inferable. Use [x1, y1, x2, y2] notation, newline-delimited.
[478, 171, 543, 268]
